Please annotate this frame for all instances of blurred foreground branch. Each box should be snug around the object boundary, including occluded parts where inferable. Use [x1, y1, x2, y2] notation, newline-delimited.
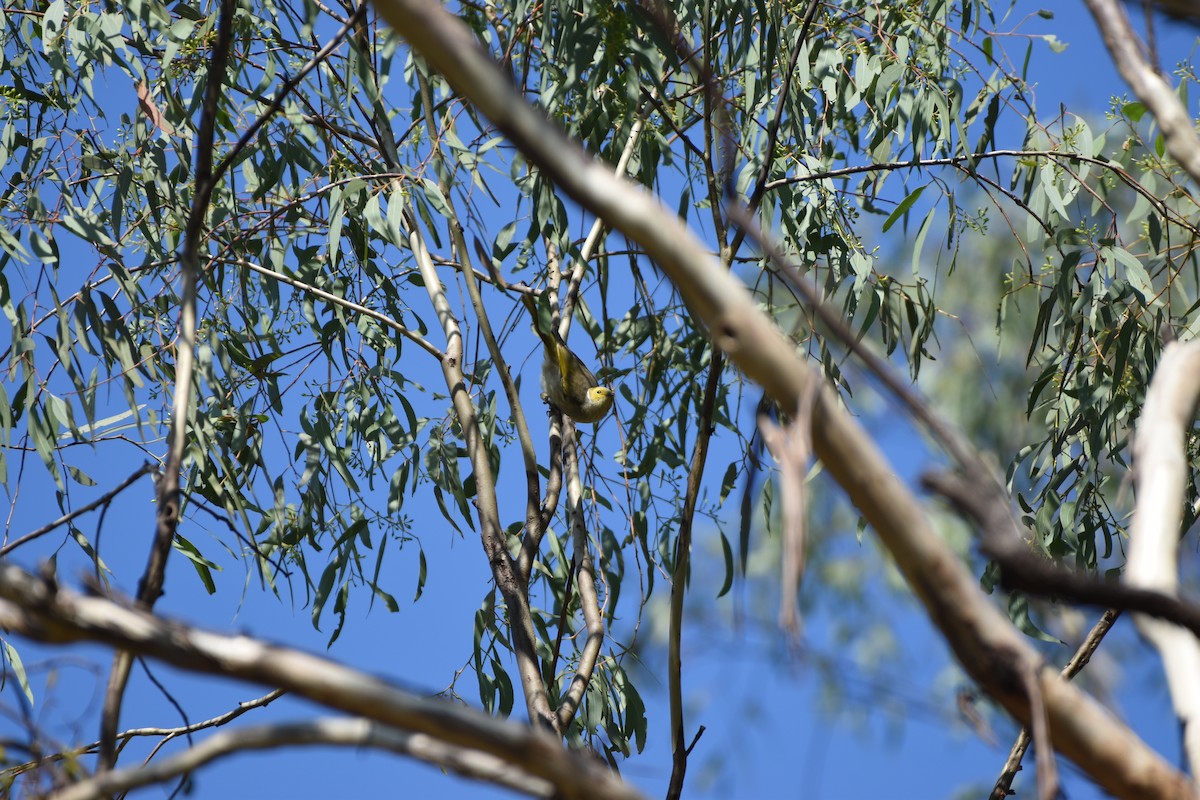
[0, 565, 646, 800]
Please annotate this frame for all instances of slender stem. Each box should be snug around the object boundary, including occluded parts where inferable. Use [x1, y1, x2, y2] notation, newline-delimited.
[665, 354, 722, 800]
[554, 434, 605, 730]
[0, 464, 153, 558]
[238, 258, 444, 360]
[990, 609, 1120, 800]
[98, 0, 238, 771]
[405, 206, 556, 731]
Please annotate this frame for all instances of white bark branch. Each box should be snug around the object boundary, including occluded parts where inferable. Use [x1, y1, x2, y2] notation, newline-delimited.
[0, 565, 645, 800]
[404, 204, 556, 731]
[1086, 0, 1200, 185]
[1127, 339, 1200, 777]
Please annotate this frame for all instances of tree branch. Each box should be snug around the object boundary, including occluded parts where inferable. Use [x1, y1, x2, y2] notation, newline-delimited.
[403, 206, 556, 731]
[4, 690, 285, 780]
[665, 352, 723, 800]
[54, 718, 554, 800]
[991, 609, 1120, 800]
[1086, 0, 1200, 185]
[0, 565, 646, 800]
[1126, 338, 1200, 774]
[237, 257, 445, 360]
[99, 0, 238, 771]
[554, 434, 605, 731]
[0, 464, 153, 559]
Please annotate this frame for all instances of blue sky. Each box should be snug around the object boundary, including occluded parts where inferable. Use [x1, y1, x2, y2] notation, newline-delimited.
[3, 2, 1198, 799]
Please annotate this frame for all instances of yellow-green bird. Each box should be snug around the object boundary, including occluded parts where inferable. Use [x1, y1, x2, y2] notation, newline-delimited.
[521, 294, 614, 424]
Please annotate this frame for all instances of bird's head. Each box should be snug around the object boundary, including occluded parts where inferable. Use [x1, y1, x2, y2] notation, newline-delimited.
[586, 386, 614, 412]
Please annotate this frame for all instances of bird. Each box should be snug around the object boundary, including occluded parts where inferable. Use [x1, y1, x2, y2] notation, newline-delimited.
[521, 293, 614, 424]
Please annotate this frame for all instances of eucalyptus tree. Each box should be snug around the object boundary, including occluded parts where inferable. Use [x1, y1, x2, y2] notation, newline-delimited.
[2, 0, 1199, 798]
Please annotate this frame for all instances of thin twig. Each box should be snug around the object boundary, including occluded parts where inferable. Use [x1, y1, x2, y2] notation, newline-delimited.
[727, 0, 823, 255]
[238, 259, 444, 360]
[54, 718, 556, 800]
[554, 434, 605, 731]
[0, 464, 153, 558]
[2, 690, 286, 780]
[990, 609, 1120, 799]
[664, 357, 723, 800]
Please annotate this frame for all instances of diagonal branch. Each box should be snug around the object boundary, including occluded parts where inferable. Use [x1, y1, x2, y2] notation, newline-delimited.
[991, 609, 1121, 800]
[0, 464, 153, 559]
[403, 206, 556, 731]
[237, 258, 445, 360]
[5, 690, 285, 779]
[212, 2, 368, 186]
[1086, 0, 1200, 186]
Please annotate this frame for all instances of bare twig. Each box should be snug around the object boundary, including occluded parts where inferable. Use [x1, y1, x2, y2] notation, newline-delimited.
[924, 470, 1200, 642]
[238, 258, 444, 360]
[665, 354, 723, 800]
[991, 609, 1120, 799]
[3, 690, 285, 779]
[0, 464, 153, 558]
[212, 2, 368, 186]
[727, 0, 824, 255]
[1015, 653, 1059, 800]
[764, 149, 1200, 238]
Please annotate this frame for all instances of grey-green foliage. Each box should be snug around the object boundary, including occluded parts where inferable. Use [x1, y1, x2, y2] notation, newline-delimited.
[1, 0, 1194, 773]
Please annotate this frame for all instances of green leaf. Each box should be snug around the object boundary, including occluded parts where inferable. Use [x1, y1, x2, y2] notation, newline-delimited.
[882, 184, 926, 233]
[1008, 594, 1063, 644]
[174, 534, 220, 594]
[716, 530, 734, 599]
[414, 547, 427, 602]
[1, 639, 35, 706]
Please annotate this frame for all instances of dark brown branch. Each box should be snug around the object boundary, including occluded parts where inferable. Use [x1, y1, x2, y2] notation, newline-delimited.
[665, 352, 723, 800]
[98, 0, 239, 772]
[923, 470, 1200, 640]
